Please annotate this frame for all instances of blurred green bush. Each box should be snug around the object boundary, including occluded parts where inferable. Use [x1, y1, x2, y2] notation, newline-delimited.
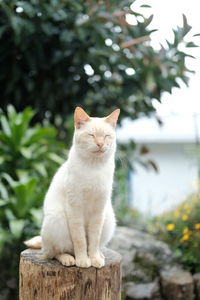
[0, 106, 66, 299]
[151, 191, 200, 273]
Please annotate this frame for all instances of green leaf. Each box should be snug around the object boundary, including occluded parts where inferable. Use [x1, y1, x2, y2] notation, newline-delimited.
[20, 147, 32, 159]
[0, 156, 5, 165]
[16, 170, 30, 181]
[7, 105, 17, 120]
[186, 42, 199, 48]
[0, 181, 9, 201]
[5, 209, 16, 221]
[143, 14, 153, 28]
[12, 177, 37, 217]
[8, 106, 35, 145]
[23, 127, 56, 144]
[182, 14, 192, 36]
[0, 199, 7, 207]
[30, 208, 43, 228]
[48, 153, 65, 165]
[0, 115, 11, 136]
[140, 4, 151, 8]
[9, 219, 25, 239]
[33, 163, 47, 177]
[1, 173, 16, 187]
[20, 107, 35, 128]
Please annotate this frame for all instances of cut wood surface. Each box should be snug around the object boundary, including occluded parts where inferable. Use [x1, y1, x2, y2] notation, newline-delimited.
[19, 248, 122, 300]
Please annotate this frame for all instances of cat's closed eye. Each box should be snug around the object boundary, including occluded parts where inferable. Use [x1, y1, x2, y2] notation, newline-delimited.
[105, 135, 111, 138]
[88, 133, 94, 137]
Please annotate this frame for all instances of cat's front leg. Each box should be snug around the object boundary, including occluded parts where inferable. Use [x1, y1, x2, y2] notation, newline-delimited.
[88, 213, 105, 268]
[66, 204, 91, 268]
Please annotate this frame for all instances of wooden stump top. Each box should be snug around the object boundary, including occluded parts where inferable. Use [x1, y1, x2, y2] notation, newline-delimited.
[20, 248, 122, 300]
[20, 247, 121, 269]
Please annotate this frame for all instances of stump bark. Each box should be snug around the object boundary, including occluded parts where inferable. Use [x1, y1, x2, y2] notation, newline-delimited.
[160, 268, 193, 300]
[193, 273, 200, 300]
[19, 248, 122, 300]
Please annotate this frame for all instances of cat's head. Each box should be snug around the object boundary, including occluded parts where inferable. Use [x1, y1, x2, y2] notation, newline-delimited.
[73, 107, 120, 161]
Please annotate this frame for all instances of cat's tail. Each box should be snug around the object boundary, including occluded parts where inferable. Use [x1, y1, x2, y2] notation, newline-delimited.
[24, 236, 42, 249]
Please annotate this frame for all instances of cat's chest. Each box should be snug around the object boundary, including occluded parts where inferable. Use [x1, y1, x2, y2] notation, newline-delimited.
[80, 168, 111, 190]
[68, 164, 113, 191]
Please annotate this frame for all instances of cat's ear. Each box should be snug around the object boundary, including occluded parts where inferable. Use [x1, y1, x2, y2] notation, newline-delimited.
[105, 109, 120, 128]
[74, 107, 91, 129]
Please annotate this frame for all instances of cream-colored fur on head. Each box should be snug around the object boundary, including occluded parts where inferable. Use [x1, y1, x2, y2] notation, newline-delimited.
[25, 107, 120, 269]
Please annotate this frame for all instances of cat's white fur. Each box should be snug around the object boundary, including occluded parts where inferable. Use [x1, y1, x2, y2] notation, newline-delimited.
[25, 107, 120, 268]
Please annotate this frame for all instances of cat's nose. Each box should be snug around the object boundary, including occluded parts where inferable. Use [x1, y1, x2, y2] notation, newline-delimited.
[96, 141, 104, 148]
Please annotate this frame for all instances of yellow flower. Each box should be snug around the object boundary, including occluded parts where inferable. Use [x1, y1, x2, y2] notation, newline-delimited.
[183, 228, 189, 234]
[182, 214, 189, 221]
[166, 224, 175, 231]
[180, 234, 190, 242]
[194, 223, 200, 229]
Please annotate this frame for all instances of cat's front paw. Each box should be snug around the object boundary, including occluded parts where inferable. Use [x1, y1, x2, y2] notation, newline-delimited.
[90, 254, 105, 268]
[55, 254, 75, 266]
[75, 256, 91, 268]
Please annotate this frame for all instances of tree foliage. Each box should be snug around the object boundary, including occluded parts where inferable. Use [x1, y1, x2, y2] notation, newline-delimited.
[0, 0, 198, 124]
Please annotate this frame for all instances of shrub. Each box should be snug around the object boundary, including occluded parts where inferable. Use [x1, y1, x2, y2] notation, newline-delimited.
[0, 106, 66, 300]
[152, 192, 200, 273]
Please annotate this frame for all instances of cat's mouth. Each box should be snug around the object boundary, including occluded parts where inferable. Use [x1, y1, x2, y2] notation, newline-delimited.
[92, 149, 105, 154]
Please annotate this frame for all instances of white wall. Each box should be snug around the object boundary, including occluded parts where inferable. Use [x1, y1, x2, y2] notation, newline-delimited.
[131, 143, 198, 216]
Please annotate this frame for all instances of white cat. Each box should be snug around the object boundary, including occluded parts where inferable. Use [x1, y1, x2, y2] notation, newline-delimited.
[25, 107, 120, 268]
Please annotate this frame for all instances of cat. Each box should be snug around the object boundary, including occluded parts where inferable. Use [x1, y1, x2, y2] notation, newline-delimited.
[25, 107, 120, 268]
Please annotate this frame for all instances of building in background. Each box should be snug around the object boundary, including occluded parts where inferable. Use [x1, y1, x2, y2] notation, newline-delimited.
[117, 114, 200, 216]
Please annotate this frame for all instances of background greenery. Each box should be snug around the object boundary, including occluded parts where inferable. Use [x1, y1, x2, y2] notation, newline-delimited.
[0, 106, 66, 299]
[0, 0, 199, 299]
[151, 191, 200, 273]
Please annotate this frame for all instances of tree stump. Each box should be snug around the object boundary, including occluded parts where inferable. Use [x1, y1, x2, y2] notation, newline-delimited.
[19, 248, 122, 300]
[160, 268, 193, 300]
[193, 273, 200, 300]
